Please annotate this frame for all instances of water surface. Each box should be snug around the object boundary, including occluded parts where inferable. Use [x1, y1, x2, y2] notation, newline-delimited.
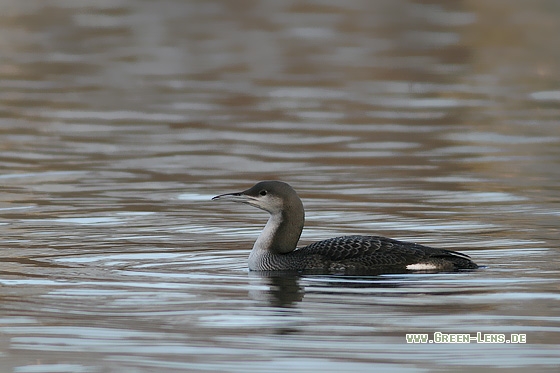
[1, 1, 559, 372]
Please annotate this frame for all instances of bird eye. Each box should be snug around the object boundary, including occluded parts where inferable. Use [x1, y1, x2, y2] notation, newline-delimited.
[259, 190, 267, 196]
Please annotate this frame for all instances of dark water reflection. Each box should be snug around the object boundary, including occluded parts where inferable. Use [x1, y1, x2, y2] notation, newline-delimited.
[1, 0, 560, 372]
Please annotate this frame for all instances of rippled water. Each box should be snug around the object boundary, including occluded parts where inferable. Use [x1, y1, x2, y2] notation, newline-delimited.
[1, 0, 559, 372]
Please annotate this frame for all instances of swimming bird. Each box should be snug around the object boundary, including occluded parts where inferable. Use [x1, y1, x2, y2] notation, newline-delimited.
[213, 181, 478, 274]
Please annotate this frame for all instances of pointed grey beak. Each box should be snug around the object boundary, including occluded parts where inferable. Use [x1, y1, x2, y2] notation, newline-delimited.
[212, 191, 240, 201]
[212, 190, 260, 207]
[212, 191, 250, 202]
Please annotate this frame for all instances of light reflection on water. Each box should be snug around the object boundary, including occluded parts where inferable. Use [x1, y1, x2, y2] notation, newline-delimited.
[1, 0, 560, 372]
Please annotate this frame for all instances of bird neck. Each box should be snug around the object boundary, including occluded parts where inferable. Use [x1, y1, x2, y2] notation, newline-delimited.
[249, 203, 304, 270]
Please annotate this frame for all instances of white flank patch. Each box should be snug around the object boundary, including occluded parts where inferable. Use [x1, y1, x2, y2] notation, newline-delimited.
[406, 263, 438, 271]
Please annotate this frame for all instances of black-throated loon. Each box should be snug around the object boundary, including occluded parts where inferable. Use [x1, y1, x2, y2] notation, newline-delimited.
[213, 181, 478, 274]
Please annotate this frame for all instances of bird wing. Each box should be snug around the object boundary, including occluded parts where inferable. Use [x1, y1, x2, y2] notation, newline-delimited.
[297, 235, 471, 267]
